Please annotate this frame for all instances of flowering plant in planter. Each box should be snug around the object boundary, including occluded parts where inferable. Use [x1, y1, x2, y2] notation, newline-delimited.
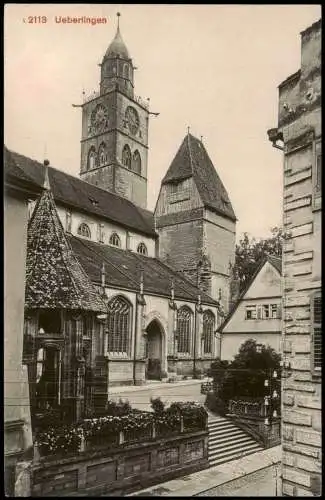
[169, 401, 207, 431]
[35, 425, 83, 456]
[35, 401, 207, 457]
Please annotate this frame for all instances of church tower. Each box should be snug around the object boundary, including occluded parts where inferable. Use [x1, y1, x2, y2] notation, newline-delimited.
[155, 132, 237, 313]
[80, 13, 149, 209]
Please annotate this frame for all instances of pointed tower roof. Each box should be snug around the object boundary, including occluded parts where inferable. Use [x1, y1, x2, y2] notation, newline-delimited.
[25, 172, 107, 312]
[104, 13, 130, 60]
[162, 133, 236, 222]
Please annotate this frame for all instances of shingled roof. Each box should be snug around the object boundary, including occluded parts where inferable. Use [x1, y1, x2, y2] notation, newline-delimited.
[25, 180, 107, 312]
[5, 148, 156, 238]
[68, 234, 219, 307]
[266, 254, 282, 275]
[162, 134, 236, 222]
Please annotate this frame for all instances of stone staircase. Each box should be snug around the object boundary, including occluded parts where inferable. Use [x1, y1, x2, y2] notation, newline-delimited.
[208, 415, 263, 467]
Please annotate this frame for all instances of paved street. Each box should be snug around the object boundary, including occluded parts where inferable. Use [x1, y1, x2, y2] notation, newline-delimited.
[108, 379, 207, 411]
[197, 464, 279, 496]
[128, 446, 281, 497]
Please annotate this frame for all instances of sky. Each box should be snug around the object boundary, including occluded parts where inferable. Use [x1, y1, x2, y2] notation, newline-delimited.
[4, 4, 321, 240]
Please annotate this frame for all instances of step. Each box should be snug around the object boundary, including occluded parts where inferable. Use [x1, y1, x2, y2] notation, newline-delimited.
[209, 436, 258, 456]
[208, 427, 245, 439]
[209, 433, 255, 449]
[208, 422, 235, 432]
[209, 431, 248, 445]
[209, 445, 263, 467]
[209, 442, 262, 461]
[209, 442, 262, 462]
[209, 434, 258, 452]
[208, 422, 236, 429]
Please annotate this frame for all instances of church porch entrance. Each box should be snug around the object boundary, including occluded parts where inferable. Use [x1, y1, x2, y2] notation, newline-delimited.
[145, 320, 166, 381]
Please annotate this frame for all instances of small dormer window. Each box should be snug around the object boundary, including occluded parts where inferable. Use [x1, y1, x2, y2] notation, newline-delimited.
[137, 242, 148, 255]
[109, 232, 121, 247]
[78, 223, 91, 239]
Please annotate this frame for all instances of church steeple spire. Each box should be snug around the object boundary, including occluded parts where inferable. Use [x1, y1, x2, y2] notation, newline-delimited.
[100, 12, 134, 97]
[80, 11, 149, 208]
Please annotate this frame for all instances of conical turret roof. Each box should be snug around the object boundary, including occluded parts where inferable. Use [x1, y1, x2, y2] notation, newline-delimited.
[25, 177, 107, 312]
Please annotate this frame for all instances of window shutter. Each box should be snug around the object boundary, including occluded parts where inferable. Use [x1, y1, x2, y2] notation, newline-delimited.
[276, 304, 282, 319]
[313, 293, 322, 371]
[316, 153, 321, 193]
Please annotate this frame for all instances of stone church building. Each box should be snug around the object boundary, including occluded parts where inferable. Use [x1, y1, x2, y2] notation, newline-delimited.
[4, 16, 236, 422]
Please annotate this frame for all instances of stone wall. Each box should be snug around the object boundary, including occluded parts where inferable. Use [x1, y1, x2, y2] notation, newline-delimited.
[31, 430, 208, 497]
[276, 18, 322, 497]
[4, 191, 33, 495]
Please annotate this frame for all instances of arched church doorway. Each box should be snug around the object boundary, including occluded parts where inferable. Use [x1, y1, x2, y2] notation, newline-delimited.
[145, 320, 164, 380]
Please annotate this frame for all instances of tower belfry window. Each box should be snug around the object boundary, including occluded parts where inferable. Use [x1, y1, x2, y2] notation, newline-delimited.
[122, 144, 132, 169]
[98, 143, 108, 166]
[132, 150, 141, 174]
[87, 148, 96, 170]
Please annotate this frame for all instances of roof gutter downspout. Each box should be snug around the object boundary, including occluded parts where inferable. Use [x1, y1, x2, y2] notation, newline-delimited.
[133, 299, 138, 385]
[133, 272, 145, 385]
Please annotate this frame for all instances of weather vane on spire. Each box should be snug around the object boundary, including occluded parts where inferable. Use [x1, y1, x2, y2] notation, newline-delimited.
[117, 12, 121, 29]
[187, 126, 190, 135]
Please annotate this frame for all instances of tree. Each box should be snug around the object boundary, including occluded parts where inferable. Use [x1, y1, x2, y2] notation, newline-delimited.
[210, 339, 281, 404]
[232, 226, 286, 293]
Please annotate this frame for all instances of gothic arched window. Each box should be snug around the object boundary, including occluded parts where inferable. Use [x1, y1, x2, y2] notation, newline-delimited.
[137, 242, 148, 255]
[107, 296, 132, 354]
[176, 306, 193, 354]
[87, 147, 96, 170]
[122, 144, 132, 169]
[202, 310, 215, 355]
[109, 232, 121, 247]
[132, 150, 141, 175]
[78, 223, 91, 239]
[98, 143, 108, 166]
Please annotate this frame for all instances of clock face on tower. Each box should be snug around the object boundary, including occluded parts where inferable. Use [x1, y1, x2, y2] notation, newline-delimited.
[90, 104, 109, 134]
[126, 106, 140, 135]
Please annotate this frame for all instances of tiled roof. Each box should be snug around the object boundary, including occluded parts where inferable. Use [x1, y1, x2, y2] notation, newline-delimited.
[25, 185, 107, 312]
[266, 254, 282, 275]
[162, 134, 236, 222]
[4, 146, 41, 191]
[4, 148, 156, 238]
[218, 254, 282, 332]
[68, 235, 219, 306]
